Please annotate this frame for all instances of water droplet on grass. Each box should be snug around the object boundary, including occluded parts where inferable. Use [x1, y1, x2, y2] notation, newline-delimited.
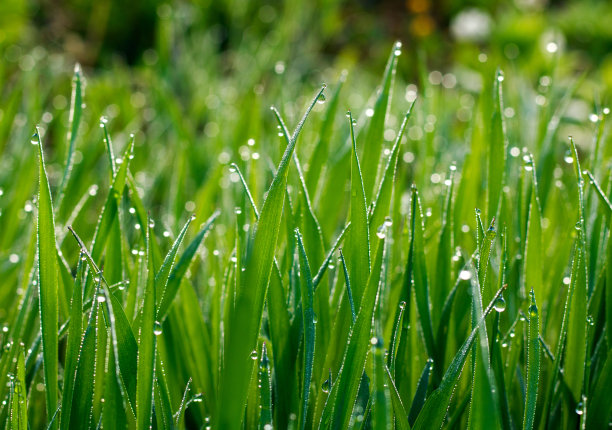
[575, 401, 584, 415]
[459, 270, 472, 280]
[494, 296, 506, 312]
[30, 133, 38, 145]
[250, 350, 258, 360]
[154, 321, 162, 335]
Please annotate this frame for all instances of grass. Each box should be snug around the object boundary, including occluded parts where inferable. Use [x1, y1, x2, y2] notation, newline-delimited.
[0, 36, 612, 429]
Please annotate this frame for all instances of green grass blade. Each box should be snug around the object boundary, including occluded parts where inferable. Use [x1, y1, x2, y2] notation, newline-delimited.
[155, 215, 193, 310]
[339, 249, 356, 322]
[408, 359, 433, 426]
[369, 104, 413, 240]
[35, 128, 59, 427]
[216, 86, 325, 428]
[60, 255, 85, 430]
[586, 351, 612, 428]
[385, 365, 410, 430]
[564, 138, 588, 403]
[10, 344, 28, 430]
[69, 282, 100, 428]
[321, 233, 385, 429]
[412, 285, 506, 430]
[522, 289, 540, 430]
[409, 187, 436, 360]
[57, 63, 83, 208]
[258, 343, 273, 429]
[136, 223, 157, 430]
[158, 211, 219, 319]
[360, 41, 401, 199]
[346, 110, 371, 305]
[487, 69, 507, 221]
[371, 331, 391, 430]
[524, 155, 543, 304]
[296, 229, 316, 430]
[312, 222, 350, 289]
[307, 71, 346, 196]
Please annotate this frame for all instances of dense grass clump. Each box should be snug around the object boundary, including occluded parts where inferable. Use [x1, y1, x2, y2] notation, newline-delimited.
[0, 40, 611, 429]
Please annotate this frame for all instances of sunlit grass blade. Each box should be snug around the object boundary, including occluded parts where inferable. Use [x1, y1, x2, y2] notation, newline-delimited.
[259, 343, 273, 429]
[360, 41, 401, 199]
[216, 86, 325, 428]
[408, 186, 436, 360]
[339, 249, 356, 322]
[59, 254, 85, 430]
[136, 222, 157, 430]
[369, 104, 413, 240]
[524, 154, 543, 304]
[10, 344, 27, 430]
[523, 289, 540, 430]
[370, 329, 391, 430]
[320, 233, 385, 429]
[346, 110, 371, 305]
[385, 365, 410, 430]
[68, 280, 101, 428]
[408, 358, 433, 426]
[155, 215, 193, 310]
[34, 128, 59, 427]
[296, 229, 316, 430]
[412, 284, 506, 430]
[307, 71, 346, 196]
[57, 63, 83, 208]
[158, 211, 219, 319]
[154, 356, 174, 430]
[564, 138, 588, 403]
[487, 69, 507, 222]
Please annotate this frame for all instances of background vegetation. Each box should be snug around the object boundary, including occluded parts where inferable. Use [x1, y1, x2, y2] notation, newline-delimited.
[0, 0, 611, 428]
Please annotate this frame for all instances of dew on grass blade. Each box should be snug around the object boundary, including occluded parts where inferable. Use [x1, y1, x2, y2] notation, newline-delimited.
[493, 295, 506, 312]
[154, 321, 162, 336]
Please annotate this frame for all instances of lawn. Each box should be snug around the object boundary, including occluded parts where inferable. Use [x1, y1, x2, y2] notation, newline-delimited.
[0, 0, 611, 428]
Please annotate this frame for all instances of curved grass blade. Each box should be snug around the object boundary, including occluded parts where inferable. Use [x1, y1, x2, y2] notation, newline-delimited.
[312, 222, 350, 289]
[296, 229, 316, 430]
[60, 255, 85, 430]
[10, 344, 27, 430]
[339, 249, 356, 323]
[369, 104, 413, 240]
[346, 110, 371, 305]
[155, 215, 194, 310]
[34, 128, 59, 427]
[320, 233, 386, 429]
[408, 359, 433, 426]
[259, 343, 273, 429]
[307, 71, 346, 196]
[57, 63, 83, 208]
[385, 365, 410, 430]
[68, 281, 101, 429]
[487, 69, 507, 221]
[412, 284, 507, 430]
[136, 222, 157, 430]
[158, 210, 219, 319]
[523, 289, 540, 430]
[216, 86, 325, 429]
[361, 41, 401, 199]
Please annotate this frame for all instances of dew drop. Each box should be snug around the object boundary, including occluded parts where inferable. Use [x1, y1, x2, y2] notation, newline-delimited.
[250, 350, 259, 360]
[376, 225, 386, 239]
[497, 71, 505, 82]
[234, 207, 242, 215]
[321, 378, 330, 393]
[97, 294, 106, 303]
[575, 401, 584, 415]
[383, 216, 393, 228]
[459, 270, 472, 280]
[494, 296, 506, 312]
[154, 321, 162, 336]
[30, 133, 38, 145]
[399, 301, 406, 310]
[317, 93, 326, 104]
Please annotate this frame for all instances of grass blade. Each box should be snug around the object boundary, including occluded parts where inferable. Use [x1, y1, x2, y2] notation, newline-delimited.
[136, 222, 157, 430]
[296, 229, 316, 430]
[216, 86, 325, 428]
[360, 42, 401, 199]
[346, 110, 371, 305]
[487, 69, 507, 221]
[34, 128, 59, 427]
[522, 289, 540, 430]
[10, 344, 28, 430]
[412, 284, 506, 430]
